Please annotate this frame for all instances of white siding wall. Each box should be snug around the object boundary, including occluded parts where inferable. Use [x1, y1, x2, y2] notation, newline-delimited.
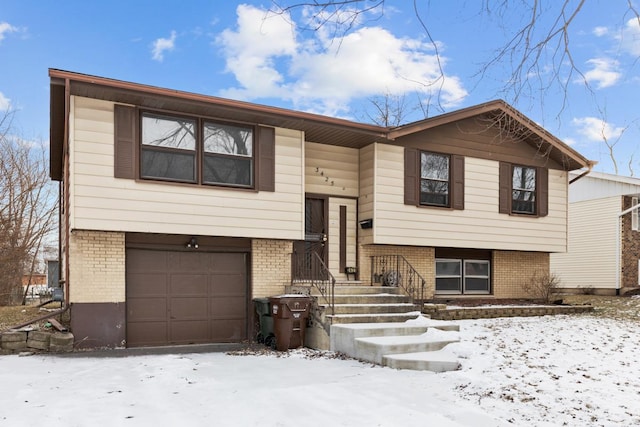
[358, 144, 375, 245]
[305, 141, 359, 197]
[69, 96, 305, 240]
[372, 144, 569, 252]
[327, 197, 358, 278]
[550, 197, 620, 289]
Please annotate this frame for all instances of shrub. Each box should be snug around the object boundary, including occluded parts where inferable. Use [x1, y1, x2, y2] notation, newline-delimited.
[523, 270, 561, 303]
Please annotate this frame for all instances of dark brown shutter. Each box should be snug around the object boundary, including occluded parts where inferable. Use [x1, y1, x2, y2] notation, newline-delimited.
[451, 155, 465, 210]
[114, 105, 136, 179]
[499, 162, 512, 214]
[404, 148, 419, 205]
[257, 126, 275, 192]
[339, 205, 347, 272]
[537, 167, 548, 217]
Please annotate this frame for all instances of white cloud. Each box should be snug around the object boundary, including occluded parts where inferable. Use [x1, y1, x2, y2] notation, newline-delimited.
[582, 58, 621, 89]
[616, 17, 640, 56]
[0, 91, 10, 110]
[572, 116, 625, 143]
[151, 30, 177, 62]
[217, 5, 467, 117]
[0, 22, 17, 43]
[593, 26, 608, 37]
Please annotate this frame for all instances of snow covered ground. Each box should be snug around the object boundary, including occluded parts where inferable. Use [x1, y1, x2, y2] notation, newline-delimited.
[1, 312, 639, 427]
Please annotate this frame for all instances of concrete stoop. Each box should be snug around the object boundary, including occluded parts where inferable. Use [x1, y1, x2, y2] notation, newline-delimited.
[329, 321, 461, 372]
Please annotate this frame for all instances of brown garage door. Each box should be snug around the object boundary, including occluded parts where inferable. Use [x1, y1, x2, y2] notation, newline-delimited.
[126, 249, 248, 347]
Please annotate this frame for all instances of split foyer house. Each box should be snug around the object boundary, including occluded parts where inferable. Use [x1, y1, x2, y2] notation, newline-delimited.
[551, 171, 640, 295]
[49, 69, 594, 349]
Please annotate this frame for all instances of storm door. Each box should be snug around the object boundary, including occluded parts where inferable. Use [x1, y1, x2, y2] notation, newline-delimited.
[293, 197, 328, 280]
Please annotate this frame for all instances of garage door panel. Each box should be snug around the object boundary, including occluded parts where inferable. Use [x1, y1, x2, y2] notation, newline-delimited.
[171, 297, 208, 320]
[128, 297, 167, 321]
[170, 274, 207, 295]
[211, 253, 246, 272]
[211, 296, 246, 319]
[170, 321, 209, 344]
[128, 273, 167, 297]
[174, 252, 211, 272]
[211, 274, 246, 295]
[128, 322, 168, 346]
[128, 250, 168, 272]
[127, 248, 248, 347]
[211, 319, 245, 342]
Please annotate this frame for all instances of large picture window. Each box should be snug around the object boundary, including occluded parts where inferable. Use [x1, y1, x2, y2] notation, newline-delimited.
[436, 258, 490, 294]
[141, 113, 197, 182]
[421, 152, 450, 207]
[140, 112, 254, 188]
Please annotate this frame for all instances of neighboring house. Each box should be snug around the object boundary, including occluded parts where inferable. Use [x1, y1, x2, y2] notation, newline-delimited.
[551, 171, 640, 295]
[49, 69, 593, 349]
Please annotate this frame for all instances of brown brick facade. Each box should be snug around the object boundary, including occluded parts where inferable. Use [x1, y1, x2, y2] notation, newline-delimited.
[359, 244, 549, 299]
[621, 196, 640, 289]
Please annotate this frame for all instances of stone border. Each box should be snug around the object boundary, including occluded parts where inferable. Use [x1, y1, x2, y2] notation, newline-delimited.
[423, 303, 594, 321]
[1, 330, 74, 354]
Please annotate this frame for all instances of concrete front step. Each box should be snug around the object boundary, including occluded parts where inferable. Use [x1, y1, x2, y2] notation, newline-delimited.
[330, 320, 461, 372]
[383, 350, 460, 372]
[330, 294, 411, 304]
[327, 312, 421, 325]
[354, 333, 460, 365]
[327, 303, 417, 315]
[310, 285, 403, 296]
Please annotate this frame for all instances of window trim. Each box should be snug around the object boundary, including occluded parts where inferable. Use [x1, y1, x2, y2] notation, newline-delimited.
[499, 162, 548, 217]
[113, 104, 275, 192]
[511, 165, 537, 215]
[420, 151, 451, 208]
[632, 196, 639, 231]
[435, 257, 491, 295]
[404, 148, 464, 210]
[139, 110, 256, 188]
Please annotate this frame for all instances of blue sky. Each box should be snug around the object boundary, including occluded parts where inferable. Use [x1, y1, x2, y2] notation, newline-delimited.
[1, 1, 639, 175]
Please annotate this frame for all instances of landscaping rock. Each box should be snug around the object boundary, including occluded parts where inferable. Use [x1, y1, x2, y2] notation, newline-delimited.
[49, 332, 74, 352]
[27, 330, 51, 351]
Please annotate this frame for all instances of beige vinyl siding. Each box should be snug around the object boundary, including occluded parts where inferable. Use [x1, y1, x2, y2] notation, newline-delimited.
[327, 197, 357, 278]
[69, 96, 305, 240]
[305, 141, 359, 197]
[373, 144, 568, 252]
[358, 144, 375, 245]
[550, 197, 619, 289]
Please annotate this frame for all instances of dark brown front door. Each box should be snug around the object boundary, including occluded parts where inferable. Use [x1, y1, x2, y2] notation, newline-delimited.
[126, 249, 248, 347]
[293, 196, 327, 279]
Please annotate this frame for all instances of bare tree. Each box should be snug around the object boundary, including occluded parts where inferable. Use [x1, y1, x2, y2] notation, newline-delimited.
[0, 109, 58, 305]
[269, 1, 640, 173]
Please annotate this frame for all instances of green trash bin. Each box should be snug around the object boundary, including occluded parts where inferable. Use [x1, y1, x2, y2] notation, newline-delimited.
[254, 298, 275, 348]
[268, 295, 312, 351]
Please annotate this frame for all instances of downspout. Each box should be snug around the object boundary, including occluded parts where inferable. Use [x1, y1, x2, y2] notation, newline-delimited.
[615, 200, 640, 294]
[62, 78, 71, 307]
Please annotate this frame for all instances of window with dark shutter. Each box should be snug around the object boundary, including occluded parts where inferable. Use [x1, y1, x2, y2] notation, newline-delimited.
[405, 149, 465, 210]
[258, 126, 275, 192]
[112, 105, 276, 192]
[404, 148, 419, 205]
[499, 162, 548, 217]
[114, 105, 136, 179]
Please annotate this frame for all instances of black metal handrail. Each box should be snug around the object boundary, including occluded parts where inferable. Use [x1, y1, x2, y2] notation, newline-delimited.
[370, 255, 426, 304]
[291, 251, 336, 315]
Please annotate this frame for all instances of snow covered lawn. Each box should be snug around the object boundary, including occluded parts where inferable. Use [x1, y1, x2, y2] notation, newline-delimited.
[1, 313, 639, 426]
